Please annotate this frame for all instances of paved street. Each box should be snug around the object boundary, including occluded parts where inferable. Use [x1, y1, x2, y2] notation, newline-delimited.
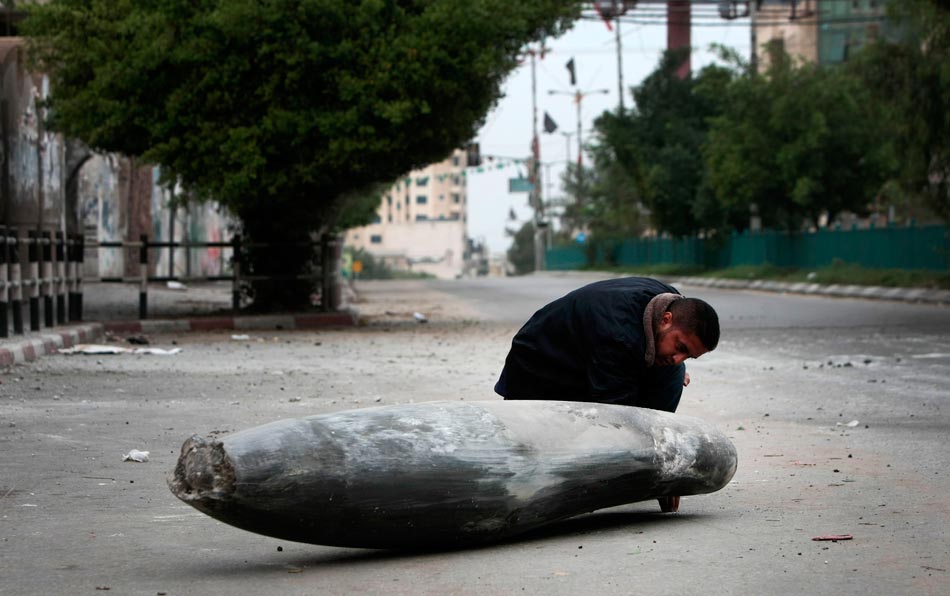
[1, 274, 949, 595]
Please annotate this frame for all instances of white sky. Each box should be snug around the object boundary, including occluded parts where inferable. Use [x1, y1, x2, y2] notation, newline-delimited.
[467, 11, 751, 255]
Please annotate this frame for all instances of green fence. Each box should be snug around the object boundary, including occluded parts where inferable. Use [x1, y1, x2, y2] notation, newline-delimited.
[546, 224, 950, 272]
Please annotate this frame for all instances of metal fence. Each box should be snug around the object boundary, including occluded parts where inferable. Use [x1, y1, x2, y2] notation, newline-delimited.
[0, 228, 341, 338]
[547, 224, 950, 272]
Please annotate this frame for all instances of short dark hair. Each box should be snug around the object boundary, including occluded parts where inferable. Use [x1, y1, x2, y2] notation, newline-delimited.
[668, 298, 720, 352]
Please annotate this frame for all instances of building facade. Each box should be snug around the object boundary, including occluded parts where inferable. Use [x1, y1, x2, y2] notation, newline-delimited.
[753, 0, 894, 69]
[345, 149, 471, 279]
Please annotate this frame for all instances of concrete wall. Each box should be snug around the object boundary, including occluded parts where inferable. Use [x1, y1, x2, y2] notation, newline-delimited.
[0, 38, 233, 282]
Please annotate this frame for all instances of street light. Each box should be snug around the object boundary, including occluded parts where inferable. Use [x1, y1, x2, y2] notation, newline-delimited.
[548, 88, 609, 168]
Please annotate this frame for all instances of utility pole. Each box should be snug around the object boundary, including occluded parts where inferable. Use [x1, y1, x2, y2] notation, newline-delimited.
[548, 88, 609, 169]
[527, 46, 547, 273]
[615, 13, 624, 114]
[560, 131, 575, 167]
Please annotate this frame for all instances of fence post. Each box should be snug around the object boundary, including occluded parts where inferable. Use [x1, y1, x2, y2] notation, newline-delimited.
[55, 231, 66, 324]
[0, 227, 7, 338]
[11, 229, 22, 334]
[75, 233, 85, 321]
[28, 230, 40, 331]
[231, 235, 241, 314]
[320, 233, 330, 312]
[139, 234, 148, 319]
[67, 233, 77, 321]
[42, 231, 54, 328]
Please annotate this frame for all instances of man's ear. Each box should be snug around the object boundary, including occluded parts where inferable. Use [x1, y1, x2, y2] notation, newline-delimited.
[659, 310, 673, 329]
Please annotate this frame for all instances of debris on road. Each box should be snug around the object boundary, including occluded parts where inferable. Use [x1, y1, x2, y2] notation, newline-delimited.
[413, 311, 428, 323]
[59, 344, 182, 356]
[231, 334, 251, 341]
[122, 449, 150, 463]
[812, 534, 853, 541]
[836, 420, 860, 428]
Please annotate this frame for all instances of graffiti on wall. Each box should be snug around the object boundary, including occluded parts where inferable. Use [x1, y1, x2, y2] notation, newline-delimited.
[1, 41, 234, 284]
[77, 154, 122, 277]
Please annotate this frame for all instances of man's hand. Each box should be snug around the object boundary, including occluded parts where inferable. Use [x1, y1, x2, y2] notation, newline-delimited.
[683, 372, 691, 387]
[658, 496, 680, 513]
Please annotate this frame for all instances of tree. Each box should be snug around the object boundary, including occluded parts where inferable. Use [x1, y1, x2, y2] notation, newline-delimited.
[23, 0, 579, 309]
[505, 221, 536, 276]
[583, 48, 735, 239]
[704, 42, 897, 231]
[849, 0, 950, 223]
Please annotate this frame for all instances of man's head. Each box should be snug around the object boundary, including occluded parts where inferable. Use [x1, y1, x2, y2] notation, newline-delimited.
[654, 298, 720, 367]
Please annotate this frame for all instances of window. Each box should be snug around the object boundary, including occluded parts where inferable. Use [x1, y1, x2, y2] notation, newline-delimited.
[415, 176, 429, 186]
[452, 155, 460, 166]
[452, 193, 461, 204]
[387, 214, 393, 223]
[386, 195, 392, 206]
[371, 214, 382, 224]
[416, 195, 428, 204]
[439, 194, 445, 201]
[415, 214, 428, 221]
[370, 234, 382, 244]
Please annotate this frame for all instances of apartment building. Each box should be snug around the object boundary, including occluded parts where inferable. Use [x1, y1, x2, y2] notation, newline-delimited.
[345, 149, 470, 279]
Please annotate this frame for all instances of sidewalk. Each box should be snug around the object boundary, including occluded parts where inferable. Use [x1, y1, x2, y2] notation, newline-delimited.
[0, 281, 357, 366]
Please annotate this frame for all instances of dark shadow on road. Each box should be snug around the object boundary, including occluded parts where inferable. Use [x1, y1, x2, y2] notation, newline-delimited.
[170, 505, 702, 578]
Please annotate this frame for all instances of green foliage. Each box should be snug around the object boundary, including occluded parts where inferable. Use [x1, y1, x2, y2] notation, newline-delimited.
[23, 0, 579, 307]
[848, 0, 950, 222]
[344, 246, 431, 280]
[584, 49, 736, 239]
[505, 221, 536, 276]
[704, 42, 897, 231]
[332, 184, 389, 232]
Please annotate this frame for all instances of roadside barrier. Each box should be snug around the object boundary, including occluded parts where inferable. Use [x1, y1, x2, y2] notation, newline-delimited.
[0, 229, 341, 337]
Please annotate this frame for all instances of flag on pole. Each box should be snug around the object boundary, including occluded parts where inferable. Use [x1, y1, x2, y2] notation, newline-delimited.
[565, 58, 576, 86]
[543, 112, 558, 134]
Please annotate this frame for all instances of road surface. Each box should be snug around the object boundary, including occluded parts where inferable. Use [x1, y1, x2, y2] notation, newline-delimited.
[1, 274, 948, 595]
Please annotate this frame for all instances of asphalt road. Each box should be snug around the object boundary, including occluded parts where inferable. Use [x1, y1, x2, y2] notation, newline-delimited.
[1, 274, 948, 595]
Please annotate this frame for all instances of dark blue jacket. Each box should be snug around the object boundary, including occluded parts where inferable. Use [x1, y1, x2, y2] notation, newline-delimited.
[495, 277, 681, 408]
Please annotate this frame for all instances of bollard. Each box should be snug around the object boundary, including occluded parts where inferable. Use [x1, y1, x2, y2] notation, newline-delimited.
[28, 230, 39, 331]
[75, 234, 84, 321]
[320, 233, 330, 312]
[42, 231, 53, 328]
[0, 227, 7, 338]
[139, 234, 148, 319]
[67, 234, 77, 321]
[55, 232, 66, 324]
[231, 235, 241, 314]
[11, 230, 22, 334]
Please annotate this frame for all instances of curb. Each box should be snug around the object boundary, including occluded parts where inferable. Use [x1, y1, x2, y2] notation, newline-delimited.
[0, 310, 358, 367]
[539, 270, 950, 305]
[669, 276, 950, 305]
[101, 310, 358, 335]
[0, 323, 104, 367]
